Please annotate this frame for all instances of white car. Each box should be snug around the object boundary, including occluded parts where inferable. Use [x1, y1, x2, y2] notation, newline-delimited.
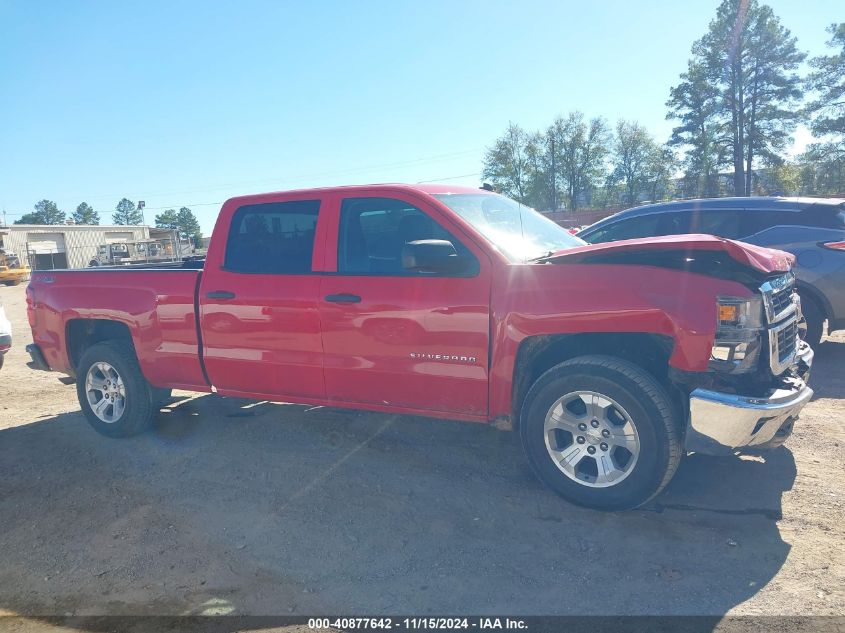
[0, 296, 11, 371]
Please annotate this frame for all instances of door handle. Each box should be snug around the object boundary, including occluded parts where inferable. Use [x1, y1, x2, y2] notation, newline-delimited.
[325, 293, 361, 303]
[206, 290, 236, 300]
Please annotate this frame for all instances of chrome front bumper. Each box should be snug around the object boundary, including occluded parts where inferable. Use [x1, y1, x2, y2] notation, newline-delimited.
[685, 343, 814, 455]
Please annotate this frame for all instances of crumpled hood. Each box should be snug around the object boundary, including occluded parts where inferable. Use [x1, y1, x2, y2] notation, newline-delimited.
[546, 234, 794, 274]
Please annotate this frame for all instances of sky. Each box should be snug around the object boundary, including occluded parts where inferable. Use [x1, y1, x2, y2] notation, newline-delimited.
[0, 0, 838, 234]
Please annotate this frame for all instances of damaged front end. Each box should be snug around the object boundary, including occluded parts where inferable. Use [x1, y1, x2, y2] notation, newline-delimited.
[542, 235, 814, 455]
[675, 270, 813, 455]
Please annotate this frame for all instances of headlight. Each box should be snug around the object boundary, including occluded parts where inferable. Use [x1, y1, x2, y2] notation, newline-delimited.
[710, 297, 764, 372]
[716, 297, 763, 329]
[718, 304, 739, 324]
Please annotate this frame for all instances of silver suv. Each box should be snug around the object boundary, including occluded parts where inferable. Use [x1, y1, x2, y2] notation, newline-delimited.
[578, 197, 845, 348]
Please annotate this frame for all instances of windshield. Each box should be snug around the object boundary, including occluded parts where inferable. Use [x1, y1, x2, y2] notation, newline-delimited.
[433, 193, 586, 262]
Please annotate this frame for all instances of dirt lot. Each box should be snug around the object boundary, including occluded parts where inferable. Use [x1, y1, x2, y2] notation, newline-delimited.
[0, 281, 843, 620]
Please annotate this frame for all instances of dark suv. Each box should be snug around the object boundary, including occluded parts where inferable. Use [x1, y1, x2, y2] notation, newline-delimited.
[578, 197, 845, 347]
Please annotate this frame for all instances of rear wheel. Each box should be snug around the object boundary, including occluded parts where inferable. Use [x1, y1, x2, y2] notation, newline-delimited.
[76, 341, 154, 437]
[797, 293, 824, 349]
[3, 280, 21, 286]
[520, 355, 681, 511]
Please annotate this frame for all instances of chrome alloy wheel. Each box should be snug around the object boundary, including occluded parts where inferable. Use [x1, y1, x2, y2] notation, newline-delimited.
[544, 390, 640, 488]
[85, 361, 127, 424]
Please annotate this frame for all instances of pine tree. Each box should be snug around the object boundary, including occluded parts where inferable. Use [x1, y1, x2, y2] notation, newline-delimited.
[668, 0, 805, 196]
[14, 200, 65, 224]
[72, 202, 99, 225]
[112, 198, 143, 225]
[806, 23, 845, 138]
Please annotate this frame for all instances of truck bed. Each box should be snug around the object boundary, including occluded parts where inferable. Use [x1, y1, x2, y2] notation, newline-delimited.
[27, 267, 209, 391]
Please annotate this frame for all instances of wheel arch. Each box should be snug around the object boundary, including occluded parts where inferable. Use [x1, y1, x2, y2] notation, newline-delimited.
[66, 319, 136, 373]
[795, 280, 832, 321]
[511, 332, 680, 429]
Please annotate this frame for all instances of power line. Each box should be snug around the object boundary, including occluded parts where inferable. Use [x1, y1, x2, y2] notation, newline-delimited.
[119, 173, 484, 212]
[416, 172, 481, 183]
[3, 171, 486, 219]
[51, 148, 485, 203]
[140, 201, 224, 212]
[134, 172, 484, 211]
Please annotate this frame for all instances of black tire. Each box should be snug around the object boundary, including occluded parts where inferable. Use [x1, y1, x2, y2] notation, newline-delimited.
[0, 354, 4, 370]
[798, 293, 824, 349]
[519, 355, 682, 511]
[76, 341, 154, 438]
[3, 280, 21, 286]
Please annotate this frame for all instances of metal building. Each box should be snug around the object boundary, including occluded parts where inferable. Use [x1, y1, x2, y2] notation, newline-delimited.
[0, 224, 150, 270]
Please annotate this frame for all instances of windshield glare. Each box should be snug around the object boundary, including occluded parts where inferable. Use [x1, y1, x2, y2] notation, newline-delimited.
[433, 193, 586, 262]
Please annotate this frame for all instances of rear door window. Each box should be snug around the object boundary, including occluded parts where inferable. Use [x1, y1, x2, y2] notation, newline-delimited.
[797, 206, 845, 229]
[739, 210, 795, 237]
[740, 206, 845, 237]
[690, 209, 743, 239]
[224, 200, 320, 273]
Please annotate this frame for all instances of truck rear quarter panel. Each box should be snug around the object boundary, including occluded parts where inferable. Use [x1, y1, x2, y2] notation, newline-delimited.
[29, 270, 207, 390]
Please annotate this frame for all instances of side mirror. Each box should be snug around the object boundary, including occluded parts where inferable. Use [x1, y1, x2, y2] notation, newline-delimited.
[402, 240, 469, 274]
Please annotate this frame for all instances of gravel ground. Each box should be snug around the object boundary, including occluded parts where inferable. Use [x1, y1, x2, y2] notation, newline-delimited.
[0, 282, 843, 622]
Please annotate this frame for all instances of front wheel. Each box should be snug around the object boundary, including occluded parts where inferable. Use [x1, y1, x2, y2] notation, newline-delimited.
[76, 341, 155, 437]
[520, 355, 682, 511]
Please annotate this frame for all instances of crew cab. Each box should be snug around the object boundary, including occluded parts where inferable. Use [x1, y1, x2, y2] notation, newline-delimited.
[26, 184, 813, 510]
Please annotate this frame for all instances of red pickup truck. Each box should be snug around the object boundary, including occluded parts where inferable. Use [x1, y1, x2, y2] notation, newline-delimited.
[26, 184, 813, 510]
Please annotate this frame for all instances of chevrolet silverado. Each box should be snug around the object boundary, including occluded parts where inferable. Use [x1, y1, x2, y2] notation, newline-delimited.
[26, 184, 813, 509]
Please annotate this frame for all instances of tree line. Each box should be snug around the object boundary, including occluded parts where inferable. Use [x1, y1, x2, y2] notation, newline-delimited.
[14, 198, 202, 243]
[483, 0, 844, 212]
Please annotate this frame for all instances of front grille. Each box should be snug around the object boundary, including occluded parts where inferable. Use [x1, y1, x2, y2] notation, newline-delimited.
[761, 273, 799, 375]
[777, 320, 797, 362]
[761, 273, 796, 324]
[771, 288, 793, 317]
[768, 314, 799, 375]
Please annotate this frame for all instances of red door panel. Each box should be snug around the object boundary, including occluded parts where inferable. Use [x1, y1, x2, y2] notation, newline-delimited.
[201, 272, 324, 398]
[318, 194, 491, 417]
[319, 278, 490, 415]
[199, 196, 327, 400]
